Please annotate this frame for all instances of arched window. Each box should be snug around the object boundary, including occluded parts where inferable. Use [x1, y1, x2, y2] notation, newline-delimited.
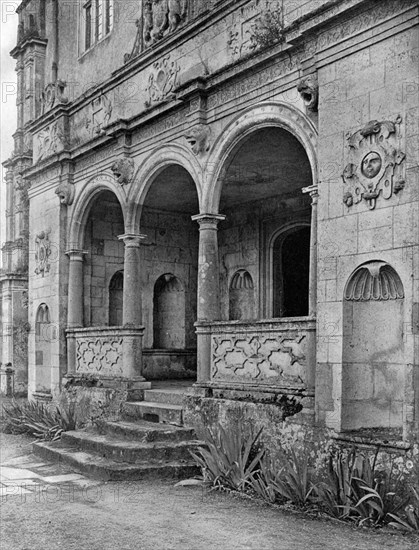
[35, 304, 51, 393]
[342, 261, 405, 431]
[229, 270, 255, 320]
[272, 226, 310, 317]
[109, 271, 123, 326]
[153, 274, 185, 349]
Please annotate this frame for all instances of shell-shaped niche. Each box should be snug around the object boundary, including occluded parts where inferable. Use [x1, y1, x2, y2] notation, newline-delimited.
[344, 261, 404, 301]
[230, 270, 254, 290]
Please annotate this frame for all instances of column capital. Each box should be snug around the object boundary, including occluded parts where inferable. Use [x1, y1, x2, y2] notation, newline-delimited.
[191, 213, 226, 228]
[65, 249, 88, 260]
[118, 233, 147, 248]
[302, 183, 319, 205]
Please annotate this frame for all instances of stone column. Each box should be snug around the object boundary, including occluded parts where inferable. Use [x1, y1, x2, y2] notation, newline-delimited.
[66, 249, 87, 375]
[118, 233, 147, 383]
[302, 184, 318, 317]
[192, 213, 225, 383]
[118, 233, 146, 326]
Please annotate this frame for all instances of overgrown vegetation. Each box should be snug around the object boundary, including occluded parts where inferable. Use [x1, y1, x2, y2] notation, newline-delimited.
[191, 425, 419, 534]
[2, 399, 79, 441]
[250, 7, 285, 51]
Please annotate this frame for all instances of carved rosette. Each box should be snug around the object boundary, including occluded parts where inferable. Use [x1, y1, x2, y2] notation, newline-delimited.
[146, 56, 179, 106]
[297, 74, 318, 112]
[184, 124, 211, 156]
[34, 230, 51, 277]
[342, 116, 406, 210]
[111, 158, 135, 185]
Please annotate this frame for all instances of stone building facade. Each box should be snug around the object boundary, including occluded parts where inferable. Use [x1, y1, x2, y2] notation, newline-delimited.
[1, 0, 418, 449]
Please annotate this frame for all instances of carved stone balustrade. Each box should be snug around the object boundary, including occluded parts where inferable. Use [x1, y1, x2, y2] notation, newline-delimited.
[196, 319, 316, 391]
[66, 326, 146, 384]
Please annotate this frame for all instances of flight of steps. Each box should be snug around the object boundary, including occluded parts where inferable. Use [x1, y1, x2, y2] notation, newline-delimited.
[33, 385, 201, 481]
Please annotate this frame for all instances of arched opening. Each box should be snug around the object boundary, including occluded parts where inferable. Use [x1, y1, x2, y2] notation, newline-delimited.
[273, 226, 310, 317]
[141, 164, 199, 380]
[218, 127, 313, 320]
[153, 274, 185, 348]
[83, 190, 125, 327]
[342, 261, 405, 433]
[229, 270, 255, 320]
[35, 304, 52, 393]
[109, 270, 123, 326]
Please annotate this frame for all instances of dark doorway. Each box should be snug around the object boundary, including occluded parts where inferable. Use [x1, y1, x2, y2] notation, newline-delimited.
[273, 226, 310, 317]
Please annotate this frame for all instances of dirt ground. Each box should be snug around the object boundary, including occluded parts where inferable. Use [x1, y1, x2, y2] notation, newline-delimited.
[1, 432, 418, 550]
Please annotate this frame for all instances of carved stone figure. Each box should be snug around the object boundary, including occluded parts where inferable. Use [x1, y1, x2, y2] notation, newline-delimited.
[89, 93, 113, 136]
[55, 182, 75, 205]
[41, 80, 68, 114]
[111, 158, 135, 185]
[297, 74, 319, 112]
[184, 124, 211, 155]
[36, 121, 65, 162]
[342, 116, 405, 210]
[144, 0, 187, 46]
[35, 230, 51, 277]
[146, 56, 179, 105]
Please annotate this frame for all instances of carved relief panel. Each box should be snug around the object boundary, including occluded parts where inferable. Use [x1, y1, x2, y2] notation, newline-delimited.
[342, 117, 406, 210]
[76, 337, 124, 376]
[34, 230, 51, 277]
[212, 331, 307, 386]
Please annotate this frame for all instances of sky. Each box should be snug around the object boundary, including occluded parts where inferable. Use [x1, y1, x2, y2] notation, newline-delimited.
[0, 1, 18, 251]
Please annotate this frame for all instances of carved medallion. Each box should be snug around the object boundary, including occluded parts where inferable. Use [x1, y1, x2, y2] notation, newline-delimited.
[146, 56, 179, 106]
[35, 230, 51, 277]
[111, 158, 135, 185]
[184, 124, 211, 156]
[41, 80, 68, 114]
[342, 116, 405, 210]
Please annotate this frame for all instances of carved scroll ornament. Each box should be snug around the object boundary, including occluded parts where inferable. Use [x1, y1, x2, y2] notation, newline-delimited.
[342, 116, 405, 210]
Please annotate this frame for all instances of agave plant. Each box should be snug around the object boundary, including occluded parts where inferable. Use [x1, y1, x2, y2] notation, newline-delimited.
[272, 448, 316, 507]
[389, 487, 419, 532]
[190, 422, 265, 491]
[2, 399, 78, 441]
[248, 454, 282, 504]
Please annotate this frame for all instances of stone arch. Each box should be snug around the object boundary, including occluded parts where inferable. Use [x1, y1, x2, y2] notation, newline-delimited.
[127, 143, 203, 231]
[342, 261, 405, 431]
[203, 101, 318, 213]
[67, 171, 127, 250]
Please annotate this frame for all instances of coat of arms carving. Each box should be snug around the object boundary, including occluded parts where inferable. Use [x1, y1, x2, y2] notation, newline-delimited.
[144, 0, 188, 47]
[146, 56, 179, 106]
[342, 116, 406, 210]
[35, 230, 52, 277]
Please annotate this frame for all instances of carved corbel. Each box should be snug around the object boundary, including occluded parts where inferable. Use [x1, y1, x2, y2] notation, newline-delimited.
[111, 157, 135, 185]
[55, 182, 75, 205]
[184, 124, 211, 156]
[297, 74, 318, 113]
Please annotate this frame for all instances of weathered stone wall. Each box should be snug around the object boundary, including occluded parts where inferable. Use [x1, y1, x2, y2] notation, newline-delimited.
[315, 14, 419, 438]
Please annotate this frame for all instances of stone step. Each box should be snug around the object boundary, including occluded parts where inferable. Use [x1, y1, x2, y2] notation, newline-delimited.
[33, 441, 199, 482]
[98, 419, 196, 442]
[123, 401, 183, 425]
[144, 389, 187, 406]
[61, 430, 200, 463]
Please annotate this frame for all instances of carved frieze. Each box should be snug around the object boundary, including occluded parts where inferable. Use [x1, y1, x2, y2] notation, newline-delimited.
[111, 157, 135, 185]
[342, 116, 406, 210]
[34, 230, 51, 277]
[41, 80, 68, 114]
[146, 56, 179, 106]
[76, 337, 124, 376]
[184, 124, 211, 156]
[212, 333, 307, 385]
[297, 74, 318, 113]
[85, 93, 113, 137]
[35, 121, 65, 163]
